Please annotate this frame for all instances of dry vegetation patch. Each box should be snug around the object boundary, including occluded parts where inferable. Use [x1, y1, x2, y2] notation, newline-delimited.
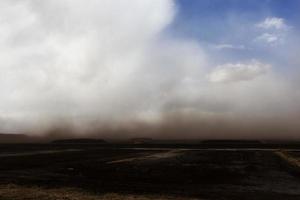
[0, 184, 199, 200]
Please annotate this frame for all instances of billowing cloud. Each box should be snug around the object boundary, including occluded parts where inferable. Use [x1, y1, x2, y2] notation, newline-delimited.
[0, 0, 207, 133]
[208, 60, 270, 83]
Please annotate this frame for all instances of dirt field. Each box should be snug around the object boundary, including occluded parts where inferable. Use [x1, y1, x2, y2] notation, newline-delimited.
[1, 144, 300, 200]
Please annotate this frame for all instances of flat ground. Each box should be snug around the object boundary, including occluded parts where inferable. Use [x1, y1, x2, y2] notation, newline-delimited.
[1, 144, 300, 200]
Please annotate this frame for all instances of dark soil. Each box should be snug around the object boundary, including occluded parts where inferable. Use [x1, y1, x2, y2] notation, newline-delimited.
[1, 144, 300, 200]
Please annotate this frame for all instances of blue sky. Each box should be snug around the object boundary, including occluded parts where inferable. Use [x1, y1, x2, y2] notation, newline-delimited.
[173, 0, 300, 39]
[167, 0, 300, 71]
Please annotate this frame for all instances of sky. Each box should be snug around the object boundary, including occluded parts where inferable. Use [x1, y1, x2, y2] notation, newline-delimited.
[0, 0, 300, 139]
[172, 0, 300, 68]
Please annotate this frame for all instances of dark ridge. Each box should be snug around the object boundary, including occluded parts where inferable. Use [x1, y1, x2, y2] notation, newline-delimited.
[129, 138, 154, 144]
[0, 133, 31, 143]
[201, 140, 262, 144]
[51, 138, 107, 144]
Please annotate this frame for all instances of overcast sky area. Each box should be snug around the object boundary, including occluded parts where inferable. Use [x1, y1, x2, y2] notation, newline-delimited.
[0, 0, 300, 139]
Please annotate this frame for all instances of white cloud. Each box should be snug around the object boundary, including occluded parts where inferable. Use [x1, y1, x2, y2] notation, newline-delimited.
[255, 33, 283, 45]
[214, 44, 246, 50]
[208, 60, 270, 83]
[255, 17, 290, 46]
[256, 17, 287, 30]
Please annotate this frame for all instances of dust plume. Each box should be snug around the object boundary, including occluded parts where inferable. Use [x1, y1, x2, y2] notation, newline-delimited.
[0, 0, 300, 140]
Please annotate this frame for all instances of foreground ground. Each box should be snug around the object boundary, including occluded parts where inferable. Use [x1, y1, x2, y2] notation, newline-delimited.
[1, 144, 300, 200]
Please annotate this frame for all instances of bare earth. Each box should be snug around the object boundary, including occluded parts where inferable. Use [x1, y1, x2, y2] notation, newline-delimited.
[1, 144, 300, 200]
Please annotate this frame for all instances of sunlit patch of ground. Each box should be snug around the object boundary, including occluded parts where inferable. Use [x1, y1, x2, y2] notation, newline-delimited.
[276, 150, 300, 175]
[0, 185, 200, 200]
[107, 150, 183, 164]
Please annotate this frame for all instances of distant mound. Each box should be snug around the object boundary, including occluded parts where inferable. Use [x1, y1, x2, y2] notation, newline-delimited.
[130, 138, 153, 144]
[0, 133, 31, 143]
[201, 140, 262, 144]
[51, 138, 107, 144]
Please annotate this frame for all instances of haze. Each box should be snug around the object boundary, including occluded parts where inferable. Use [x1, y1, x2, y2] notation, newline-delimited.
[0, 0, 300, 139]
